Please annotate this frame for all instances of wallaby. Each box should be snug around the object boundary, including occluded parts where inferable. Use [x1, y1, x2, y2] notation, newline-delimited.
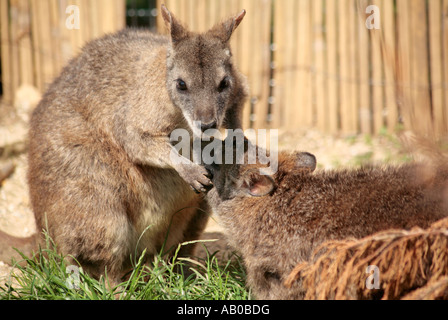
[0, 5, 248, 284]
[206, 149, 448, 299]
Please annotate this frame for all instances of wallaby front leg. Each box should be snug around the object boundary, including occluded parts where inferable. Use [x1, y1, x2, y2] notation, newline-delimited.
[124, 135, 212, 193]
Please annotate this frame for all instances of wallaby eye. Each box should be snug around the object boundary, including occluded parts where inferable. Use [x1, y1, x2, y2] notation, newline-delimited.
[176, 79, 188, 91]
[218, 77, 230, 93]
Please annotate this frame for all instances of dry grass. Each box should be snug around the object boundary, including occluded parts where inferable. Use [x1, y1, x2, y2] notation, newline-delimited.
[285, 217, 448, 300]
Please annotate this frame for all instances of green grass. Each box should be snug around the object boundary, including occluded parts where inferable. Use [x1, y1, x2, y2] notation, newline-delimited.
[0, 232, 250, 300]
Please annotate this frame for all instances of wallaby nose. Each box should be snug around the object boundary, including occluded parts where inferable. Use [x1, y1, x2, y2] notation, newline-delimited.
[201, 121, 217, 131]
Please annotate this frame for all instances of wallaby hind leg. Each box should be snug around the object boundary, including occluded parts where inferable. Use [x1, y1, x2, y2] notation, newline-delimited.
[39, 193, 137, 284]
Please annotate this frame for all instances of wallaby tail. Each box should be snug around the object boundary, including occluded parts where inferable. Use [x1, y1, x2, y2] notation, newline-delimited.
[0, 230, 37, 265]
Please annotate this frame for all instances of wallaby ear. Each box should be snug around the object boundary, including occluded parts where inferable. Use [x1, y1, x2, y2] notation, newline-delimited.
[208, 9, 246, 42]
[295, 152, 317, 172]
[240, 170, 275, 197]
[161, 4, 190, 43]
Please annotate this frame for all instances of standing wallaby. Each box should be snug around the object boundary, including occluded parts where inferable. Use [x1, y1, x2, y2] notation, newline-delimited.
[206, 150, 448, 299]
[0, 5, 248, 284]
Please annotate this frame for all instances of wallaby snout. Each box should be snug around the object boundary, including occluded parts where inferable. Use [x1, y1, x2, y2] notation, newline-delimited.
[194, 104, 217, 131]
[200, 120, 218, 131]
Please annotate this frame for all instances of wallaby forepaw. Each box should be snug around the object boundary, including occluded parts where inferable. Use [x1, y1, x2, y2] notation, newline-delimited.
[177, 163, 213, 194]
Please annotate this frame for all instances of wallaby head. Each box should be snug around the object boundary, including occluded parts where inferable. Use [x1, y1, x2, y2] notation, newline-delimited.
[206, 137, 316, 204]
[161, 5, 247, 134]
[227, 151, 316, 199]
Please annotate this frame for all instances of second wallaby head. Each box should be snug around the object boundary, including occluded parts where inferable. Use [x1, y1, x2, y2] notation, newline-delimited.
[161, 5, 247, 134]
[206, 137, 316, 202]
[211, 151, 316, 203]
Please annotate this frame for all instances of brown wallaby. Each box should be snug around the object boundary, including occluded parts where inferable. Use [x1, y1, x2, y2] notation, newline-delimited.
[206, 150, 448, 299]
[0, 5, 248, 284]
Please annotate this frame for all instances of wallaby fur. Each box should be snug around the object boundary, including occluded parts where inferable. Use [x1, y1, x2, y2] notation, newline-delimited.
[0, 6, 248, 283]
[206, 151, 448, 299]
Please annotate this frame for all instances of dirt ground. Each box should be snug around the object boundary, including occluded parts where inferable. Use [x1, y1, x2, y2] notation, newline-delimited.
[0, 99, 422, 284]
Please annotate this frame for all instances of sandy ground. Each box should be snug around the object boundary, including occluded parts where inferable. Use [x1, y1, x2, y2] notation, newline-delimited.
[0, 100, 417, 284]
